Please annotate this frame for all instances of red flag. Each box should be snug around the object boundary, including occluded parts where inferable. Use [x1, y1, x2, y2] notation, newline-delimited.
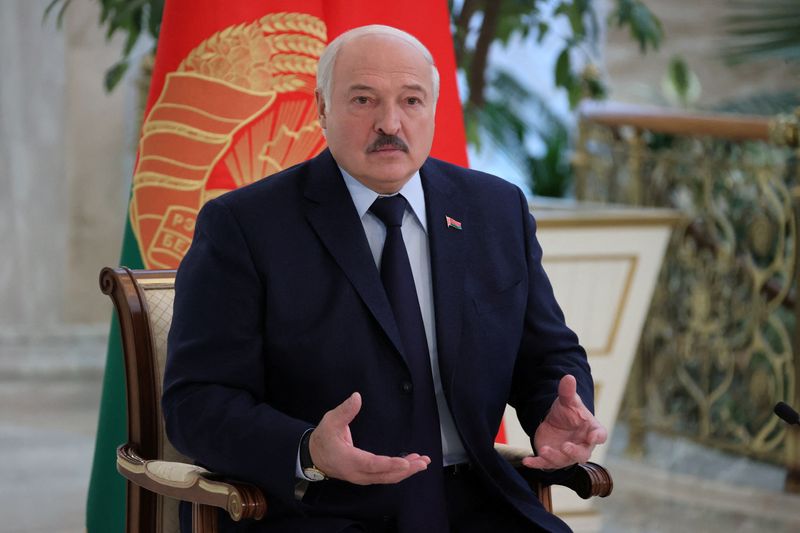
[130, 0, 467, 269]
[88, 2, 468, 531]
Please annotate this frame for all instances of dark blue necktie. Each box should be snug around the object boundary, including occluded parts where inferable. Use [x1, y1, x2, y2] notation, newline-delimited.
[369, 195, 448, 532]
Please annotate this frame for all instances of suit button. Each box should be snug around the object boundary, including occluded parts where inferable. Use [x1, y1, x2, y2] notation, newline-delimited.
[401, 381, 413, 394]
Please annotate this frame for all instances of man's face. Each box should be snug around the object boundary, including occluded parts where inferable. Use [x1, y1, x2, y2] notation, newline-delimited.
[317, 34, 436, 194]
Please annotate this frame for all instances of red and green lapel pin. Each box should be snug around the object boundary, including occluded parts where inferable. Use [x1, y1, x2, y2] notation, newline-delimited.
[446, 216, 462, 230]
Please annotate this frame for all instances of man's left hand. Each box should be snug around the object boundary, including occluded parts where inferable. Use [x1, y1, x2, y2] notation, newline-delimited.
[521, 374, 608, 470]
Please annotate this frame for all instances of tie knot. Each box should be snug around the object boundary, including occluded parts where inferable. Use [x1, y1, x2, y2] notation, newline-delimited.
[369, 195, 407, 227]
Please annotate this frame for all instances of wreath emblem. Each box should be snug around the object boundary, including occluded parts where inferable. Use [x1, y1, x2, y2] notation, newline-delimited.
[130, 13, 327, 268]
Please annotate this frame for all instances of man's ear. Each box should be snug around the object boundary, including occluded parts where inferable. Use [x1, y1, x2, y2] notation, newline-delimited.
[315, 89, 327, 130]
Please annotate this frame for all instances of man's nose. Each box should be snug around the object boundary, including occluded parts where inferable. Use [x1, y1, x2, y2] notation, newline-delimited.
[374, 103, 401, 136]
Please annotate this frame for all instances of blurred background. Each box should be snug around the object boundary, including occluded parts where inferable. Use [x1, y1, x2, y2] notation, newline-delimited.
[1, 0, 799, 531]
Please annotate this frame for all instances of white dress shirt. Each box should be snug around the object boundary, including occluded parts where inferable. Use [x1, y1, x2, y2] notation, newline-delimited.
[340, 168, 468, 467]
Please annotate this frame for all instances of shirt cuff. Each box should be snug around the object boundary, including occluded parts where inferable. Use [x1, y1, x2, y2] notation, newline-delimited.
[295, 428, 318, 481]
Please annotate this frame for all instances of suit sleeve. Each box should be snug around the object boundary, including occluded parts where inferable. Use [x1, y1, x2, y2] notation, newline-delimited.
[162, 198, 312, 508]
[508, 187, 595, 436]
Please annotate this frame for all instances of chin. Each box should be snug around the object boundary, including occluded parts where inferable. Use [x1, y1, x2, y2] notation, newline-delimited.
[361, 171, 412, 193]
[379, 169, 415, 184]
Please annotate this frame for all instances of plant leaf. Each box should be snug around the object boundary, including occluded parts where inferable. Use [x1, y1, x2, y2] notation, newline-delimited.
[104, 60, 129, 92]
[555, 48, 572, 89]
[147, 0, 165, 38]
[537, 21, 549, 44]
[610, 0, 662, 53]
[722, 0, 800, 64]
[668, 56, 690, 103]
[42, 0, 70, 27]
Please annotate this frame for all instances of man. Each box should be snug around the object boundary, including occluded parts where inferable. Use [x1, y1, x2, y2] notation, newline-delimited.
[163, 25, 607, 533]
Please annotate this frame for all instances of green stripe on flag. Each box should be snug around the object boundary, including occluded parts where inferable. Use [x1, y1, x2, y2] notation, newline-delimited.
[86, 216, 144, 532]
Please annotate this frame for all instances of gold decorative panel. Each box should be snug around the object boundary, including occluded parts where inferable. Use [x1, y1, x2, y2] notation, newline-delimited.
[575, 105, 800, 471]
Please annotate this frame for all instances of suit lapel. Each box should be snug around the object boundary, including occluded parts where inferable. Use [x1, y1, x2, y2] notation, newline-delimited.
[421, 160, 466, 393]
[303, 150, 406, 360]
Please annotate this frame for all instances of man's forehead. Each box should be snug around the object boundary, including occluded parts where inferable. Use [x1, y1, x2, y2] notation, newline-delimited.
[333, 35, 432, 91]
[337, 34, 428, 71]
[344, 32, 418, 52]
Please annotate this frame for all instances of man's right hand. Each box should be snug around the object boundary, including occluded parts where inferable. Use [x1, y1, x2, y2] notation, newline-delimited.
[309, 392, 430, 485]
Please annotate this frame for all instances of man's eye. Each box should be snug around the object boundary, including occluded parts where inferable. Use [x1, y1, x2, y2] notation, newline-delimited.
[407, 97, 421, 105]
[354, 96, 370, 104]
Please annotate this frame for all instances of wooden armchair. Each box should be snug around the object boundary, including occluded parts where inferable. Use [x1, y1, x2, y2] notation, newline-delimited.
[100, 266, 612, 533]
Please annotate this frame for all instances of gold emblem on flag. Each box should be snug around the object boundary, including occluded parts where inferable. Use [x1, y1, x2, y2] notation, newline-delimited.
[130, 13, 327, 268]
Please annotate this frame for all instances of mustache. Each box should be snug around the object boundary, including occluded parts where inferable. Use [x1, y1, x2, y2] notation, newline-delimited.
[367, 134, 409, 153]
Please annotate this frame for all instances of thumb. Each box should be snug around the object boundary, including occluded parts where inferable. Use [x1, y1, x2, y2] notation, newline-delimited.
[558, 374, 577, 398]
[558, 374, 581, 407]
[327, 392, 362, 427]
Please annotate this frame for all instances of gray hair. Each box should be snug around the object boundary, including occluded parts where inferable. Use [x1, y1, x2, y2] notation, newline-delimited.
[316, 24, 441, 108]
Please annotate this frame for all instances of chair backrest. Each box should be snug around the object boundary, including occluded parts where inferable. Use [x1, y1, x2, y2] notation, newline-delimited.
[100, 267, 182, 533]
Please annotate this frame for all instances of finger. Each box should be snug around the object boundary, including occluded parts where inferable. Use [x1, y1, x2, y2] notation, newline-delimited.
[412, 455, 432, 467]
[362, 454, 412, 474]
[571, 416, 607, 445]
[522, 454, 563, 470]
[349, 451, 430, 485]
[400, 453, 431, 465]
[540, 444, 573, 465]
[559, 413, 602, 440]
[561, 441, 592, 464]
[365, 453, 431, 475]
[521, 456, 551, 470]
[521, 445, 574, 470]
[326, 392, 362, 428]
[587, 425, 608, 446]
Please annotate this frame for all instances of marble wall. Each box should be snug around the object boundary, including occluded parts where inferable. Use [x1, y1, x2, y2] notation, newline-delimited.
[1, 0, 129, 344]
[600, 0, 798, 108]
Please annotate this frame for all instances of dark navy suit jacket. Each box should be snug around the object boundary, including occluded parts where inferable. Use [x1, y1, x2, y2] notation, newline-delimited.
[163, 149, 593, 532]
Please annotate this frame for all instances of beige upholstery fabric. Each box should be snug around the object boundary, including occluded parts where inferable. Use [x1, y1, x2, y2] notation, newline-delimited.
[146, 461, 210, 488]
[493, 443, 533, 467]
[142, 286, 185, 533]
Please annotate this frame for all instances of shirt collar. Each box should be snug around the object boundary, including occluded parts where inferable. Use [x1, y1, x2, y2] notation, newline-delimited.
[340, 166, 428, 233]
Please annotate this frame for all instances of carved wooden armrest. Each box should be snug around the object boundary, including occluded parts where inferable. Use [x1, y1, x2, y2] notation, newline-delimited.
[116, 444, 267, 521]
[494, 442, 613, 499]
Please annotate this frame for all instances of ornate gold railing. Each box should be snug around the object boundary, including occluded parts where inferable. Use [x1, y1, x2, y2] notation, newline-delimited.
[574, 101, 800, 491]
